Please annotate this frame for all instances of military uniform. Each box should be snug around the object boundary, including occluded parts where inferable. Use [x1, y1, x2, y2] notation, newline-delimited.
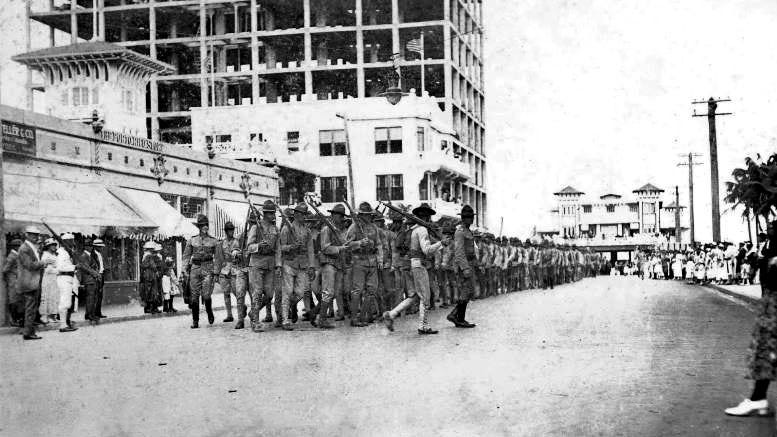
[316, 204, 350, 328]
[277, 203, 316, 330]
[345, 202, 384, 326]
[182, 214, 222, 328]
[447, 204, 478, 328]
[217, 223, 242, 323]
[392, 218, 415, 312]
[245, 200, 280, 332]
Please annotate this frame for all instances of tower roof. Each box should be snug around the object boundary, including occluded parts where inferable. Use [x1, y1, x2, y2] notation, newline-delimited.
[663, 201, 685, 209]
[632, 183, 664, 193]
[553, 186, 584, 196]
[12, 42, 175, 75]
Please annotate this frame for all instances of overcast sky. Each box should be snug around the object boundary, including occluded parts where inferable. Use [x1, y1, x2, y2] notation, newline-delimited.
[485, 0, 777, 242]
[1, 0, 775, 242]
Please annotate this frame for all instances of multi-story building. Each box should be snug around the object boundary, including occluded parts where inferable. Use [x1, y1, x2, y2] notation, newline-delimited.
[538, 183, 690, 260]
[26, 0, 487, 222]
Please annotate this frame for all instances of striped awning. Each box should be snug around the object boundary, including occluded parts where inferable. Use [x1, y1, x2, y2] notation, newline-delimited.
[212, 200, 249, 240]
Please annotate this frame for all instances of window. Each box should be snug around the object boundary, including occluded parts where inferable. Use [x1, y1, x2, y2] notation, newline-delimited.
[583, 205, 592, 213]
[198, 170, 202, 177]
[287, 131, 300, 144]
[173, 166, 178, 173]
[74, 146, 80, 155]
[180, 196, 205, 218]
[441, 140, 448, 151]
[72, 87, 89, 106]
[629, 204, 639, 213]
[606, 205, 615, 213]
[319, 130, 346, 156]
[643, 203, 656, 214]
[50, 142, 56, 151]
[215, 134, 231, 143]
[107, 152, 112, 160]
[250, 132, 263, 142]
[376, 174, 404, 201]
[375, 127, 402, 154]
[416, 127, 425, 151]
[219, 174, 223, 181]
[124, 156, 129, 164]
[320, 176, 348, 203]
[139, 159, 144, 167]
[103, 238, 138, 281]
[122, 89, 134, 112]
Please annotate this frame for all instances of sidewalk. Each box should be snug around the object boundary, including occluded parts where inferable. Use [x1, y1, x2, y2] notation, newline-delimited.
[704, 283, 762, 306]
[0, 294, 230, 335]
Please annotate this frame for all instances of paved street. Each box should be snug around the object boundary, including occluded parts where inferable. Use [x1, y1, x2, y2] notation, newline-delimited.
[1, 276, 774, 437]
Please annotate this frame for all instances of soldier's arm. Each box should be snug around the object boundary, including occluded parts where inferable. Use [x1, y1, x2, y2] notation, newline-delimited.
[182, 240, 193, 270]
[344, 225, 362, 250]
[279, 227, 295, 253]
[213, 240, 224, 275]
[419, 227, 442, 256]
[246, 225, 259, 254]
[320, 228, 340, 256]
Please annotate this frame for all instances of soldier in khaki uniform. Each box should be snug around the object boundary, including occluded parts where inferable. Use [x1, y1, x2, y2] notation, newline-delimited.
[217, 221, 241, 324]
[448, 204, 478, 328]
[245, 200, 280, 333]
[346, 202, 384, 327]
[182, 214, 222, 329]
[315, 204, 353, 329]
[277, 202, 316, 330]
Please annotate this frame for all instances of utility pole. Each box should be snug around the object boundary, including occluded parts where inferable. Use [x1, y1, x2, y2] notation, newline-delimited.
[693, 97, 732, 243]
[677, 153, 703, 246]
[335, 113, 356, 207]
[674, 185, 681, 245]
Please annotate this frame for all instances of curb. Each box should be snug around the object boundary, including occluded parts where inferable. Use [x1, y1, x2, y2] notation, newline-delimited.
[0, 304, 228, 335]
[703, 284, 760, 307]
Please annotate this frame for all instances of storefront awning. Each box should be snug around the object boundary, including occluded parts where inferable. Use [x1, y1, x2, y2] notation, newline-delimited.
[109, 188, 198, 239]
[4, 172, 156, 235]
[212, 199, 249, 239]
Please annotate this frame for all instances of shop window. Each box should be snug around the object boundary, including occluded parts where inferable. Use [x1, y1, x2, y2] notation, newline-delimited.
[375, 127, 402, 154]
[320, 176, 348, 203]
[376, 174, 403, 201]
[103, 238, 138, 281]
[181, 196, 206, 218]
[319, 130, 346, 156]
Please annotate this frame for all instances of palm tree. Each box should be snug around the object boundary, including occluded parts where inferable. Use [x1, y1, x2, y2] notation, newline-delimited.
[725, 153, 777, 235]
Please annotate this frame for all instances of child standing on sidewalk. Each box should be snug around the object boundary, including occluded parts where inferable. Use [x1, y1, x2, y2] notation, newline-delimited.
[161, 257, 180, 313]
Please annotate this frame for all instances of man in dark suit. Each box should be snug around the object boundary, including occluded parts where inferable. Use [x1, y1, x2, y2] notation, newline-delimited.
[78, 239, 102, 324]
[17, 226, 54, 340]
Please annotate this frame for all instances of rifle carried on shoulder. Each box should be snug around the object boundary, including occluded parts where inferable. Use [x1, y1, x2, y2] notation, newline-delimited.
[341, 197, 365, 237]
[378, 201, 442, 240]
[304, 196, 344, 246]
[269, 200, 299, 242]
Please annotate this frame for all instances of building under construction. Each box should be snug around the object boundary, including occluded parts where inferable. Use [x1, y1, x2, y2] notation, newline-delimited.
[26, 0, 487, 223]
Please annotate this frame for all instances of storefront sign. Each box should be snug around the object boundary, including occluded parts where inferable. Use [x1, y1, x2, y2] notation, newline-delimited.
[2, 120, 36, 157]
[99, 129, 164, 153]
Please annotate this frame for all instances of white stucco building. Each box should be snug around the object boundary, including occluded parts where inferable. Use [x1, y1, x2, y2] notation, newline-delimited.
[190, 91, 483, 223]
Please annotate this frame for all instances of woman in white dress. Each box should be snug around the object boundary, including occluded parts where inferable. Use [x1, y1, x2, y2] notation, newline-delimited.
[40, 238, 60, 322]
[672, 255, 683, 280]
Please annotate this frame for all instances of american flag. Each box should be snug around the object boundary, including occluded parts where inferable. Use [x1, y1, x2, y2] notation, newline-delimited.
[405, 38, 423, 54]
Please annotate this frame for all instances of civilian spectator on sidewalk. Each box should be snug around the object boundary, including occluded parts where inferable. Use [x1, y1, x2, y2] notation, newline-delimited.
[4, 238, 23, 326]
[726, 220, 777, 417]
[161, 257, 180, 313]
[92, 239, 107, 319]
[40, 239, 59, 323]
[56, 233, 78, 333]
[140, 242, 163, 314]
[78, 239, 102, 325]
[18, 226, 54, 340]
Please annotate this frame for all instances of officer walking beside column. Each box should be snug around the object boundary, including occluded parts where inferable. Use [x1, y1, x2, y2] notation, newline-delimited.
[182, 214, 222, 329]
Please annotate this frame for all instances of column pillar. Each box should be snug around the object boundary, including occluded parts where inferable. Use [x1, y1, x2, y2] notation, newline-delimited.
[303, 0, 312, 95]
[70, 1, 78, 43]
[391, 0, 399, 53]
[98, 0, 105, 40]
[355, 0, 365, 98]
[199, 0, 208, 107]
[250, 0, 260, 103]
[25, 0, 33, 110]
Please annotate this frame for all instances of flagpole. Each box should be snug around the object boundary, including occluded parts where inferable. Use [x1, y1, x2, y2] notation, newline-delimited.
[419, 32, 425, 96]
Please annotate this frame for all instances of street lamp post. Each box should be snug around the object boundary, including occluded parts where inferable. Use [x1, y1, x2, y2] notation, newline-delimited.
[337, 56, 407, 206]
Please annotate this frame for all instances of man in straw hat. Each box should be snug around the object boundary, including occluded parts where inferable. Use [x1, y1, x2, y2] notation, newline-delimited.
[383, 202, 450, 335]
[345, 202, 384, 327]
[17, 226, 54, 339]
[182, 214, 222, 328]
[245, 200, 280, 332]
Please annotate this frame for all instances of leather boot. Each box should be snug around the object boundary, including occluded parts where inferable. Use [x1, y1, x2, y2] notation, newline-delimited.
[457, 300, 476, 328]
[223, 292, 234, 322]
[204, 298, 215, 325]
[235, 304, 245, 329]
[317, 301, 335, 329]
[446, 304, 460, 326]
[190, 301, 200, 329]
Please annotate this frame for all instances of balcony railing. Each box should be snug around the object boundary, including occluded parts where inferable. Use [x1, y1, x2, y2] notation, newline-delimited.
[416, 148, 470, 180]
